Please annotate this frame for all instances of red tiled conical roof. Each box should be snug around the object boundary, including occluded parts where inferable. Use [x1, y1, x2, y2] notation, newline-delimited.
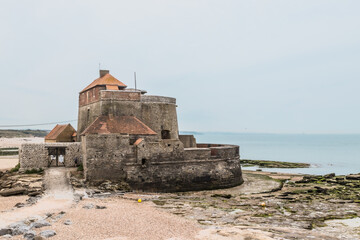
[80, 73, 127, 93]
[81, 116, 157, 135]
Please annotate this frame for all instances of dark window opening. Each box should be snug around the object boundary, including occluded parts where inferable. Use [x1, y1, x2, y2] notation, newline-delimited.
[87, 109, 90, 123]
[129, 138, 137, 145]
[161, 130, 171, 139]
[142, 158, 147, 165]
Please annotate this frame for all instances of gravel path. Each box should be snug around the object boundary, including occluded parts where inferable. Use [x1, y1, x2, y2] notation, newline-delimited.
[39, 197, 201, 240]
[0, 168, 74, 228]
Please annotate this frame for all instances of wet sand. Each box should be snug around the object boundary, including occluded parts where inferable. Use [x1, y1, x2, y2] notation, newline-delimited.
[0, 156, 19, 170]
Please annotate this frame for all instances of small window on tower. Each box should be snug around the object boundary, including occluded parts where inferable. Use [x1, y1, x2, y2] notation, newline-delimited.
[161, 130, 171, 139]
[87, 109, 90, 123]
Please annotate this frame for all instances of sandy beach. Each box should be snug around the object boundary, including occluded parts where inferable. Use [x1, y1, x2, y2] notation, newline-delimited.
[0, 137, 44, 148]
[0, 137, 44, 171]
[0, 138, 359, 240]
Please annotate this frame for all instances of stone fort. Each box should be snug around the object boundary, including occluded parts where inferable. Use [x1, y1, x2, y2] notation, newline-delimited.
[20, 70, 243, 192]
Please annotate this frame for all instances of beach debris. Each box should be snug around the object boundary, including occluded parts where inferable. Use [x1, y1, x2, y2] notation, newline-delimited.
[31, 220, 51, 228]
[0, 228, 12, 236]
[64, 219, 72, 225]
[83, 203, 95, 209]
[138, 198, 142, 203]
[39, 230, 56, 238]
[24, 230, 36, 240]
[95, 205, 107, 209]
[0, 187, 26, 196]
[8, 221, 31, 235]
[14, 202, 25, 208]
[34, 236, 46, 240]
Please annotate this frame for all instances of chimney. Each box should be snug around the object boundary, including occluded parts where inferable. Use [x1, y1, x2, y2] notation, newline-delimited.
[99, 70, 109, 78]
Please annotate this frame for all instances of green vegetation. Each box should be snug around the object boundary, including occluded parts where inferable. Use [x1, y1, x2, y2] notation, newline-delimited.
[77, 163, 84, 171]
[10, 163, 20, 172]
[152, 200, 167, 206]
[240, 159, 310, 168]
[0, 129, 48, 138]
[0, 147, 19, 156]
[24, 168, 44, 174]
[211, 193, 232, 199]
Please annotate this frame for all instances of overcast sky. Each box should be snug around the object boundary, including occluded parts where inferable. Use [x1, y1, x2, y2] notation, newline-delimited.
[1, 0, 360, 134]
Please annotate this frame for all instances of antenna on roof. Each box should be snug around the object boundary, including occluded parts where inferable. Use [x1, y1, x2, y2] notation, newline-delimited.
[134, 72, 137, 91]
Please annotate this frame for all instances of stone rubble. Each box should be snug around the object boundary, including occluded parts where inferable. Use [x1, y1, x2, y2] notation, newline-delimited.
[39, 230, 56, 238]
[0, 170, 44, 197]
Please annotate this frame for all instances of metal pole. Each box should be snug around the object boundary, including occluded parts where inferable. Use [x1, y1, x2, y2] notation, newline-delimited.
[134, 72, 137, 91]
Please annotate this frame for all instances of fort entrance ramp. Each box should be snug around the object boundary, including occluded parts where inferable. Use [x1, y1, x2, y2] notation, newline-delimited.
[0, 168, 74, 228]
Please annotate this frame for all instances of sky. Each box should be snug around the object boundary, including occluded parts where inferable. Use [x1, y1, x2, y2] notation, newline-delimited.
[1, 0, 360, 134]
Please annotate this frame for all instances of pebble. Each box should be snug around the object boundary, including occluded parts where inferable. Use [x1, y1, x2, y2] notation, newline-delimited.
[24, 230, 36, 240]
[64, 219, 72, 225]
[39, 230, 56, 238]
[0, 228, 11, 236]
[96, 205, 107, 209]
[83, 203, 95, 209]
[8, 221, 30, 235]
[31, 220, 51, 228]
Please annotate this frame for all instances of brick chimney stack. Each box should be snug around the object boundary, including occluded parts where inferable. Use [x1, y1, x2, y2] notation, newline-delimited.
[100, 70, 110, 78]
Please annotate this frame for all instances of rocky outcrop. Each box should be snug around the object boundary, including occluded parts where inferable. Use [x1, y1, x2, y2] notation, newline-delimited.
[0, 170, 44, 197]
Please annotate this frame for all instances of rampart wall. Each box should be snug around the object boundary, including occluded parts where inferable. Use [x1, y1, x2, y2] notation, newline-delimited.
[82, 134, 243, 192]
[19, 143, 82, 169]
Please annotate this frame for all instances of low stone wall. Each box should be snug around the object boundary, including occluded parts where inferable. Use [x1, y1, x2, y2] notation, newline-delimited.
[124, 158, 243, 192]
[19, 143, 82, 169]
[20, 144, 48, 169]
[197, 143, 240, 158]
[179, 135, 197, 148]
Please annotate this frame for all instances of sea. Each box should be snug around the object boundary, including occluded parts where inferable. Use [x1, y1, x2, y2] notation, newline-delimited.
[184, 132, 360, 176]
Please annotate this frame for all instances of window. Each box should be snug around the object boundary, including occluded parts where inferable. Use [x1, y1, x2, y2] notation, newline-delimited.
[87, 109, 90, 123]
[161, 130, 171, 139]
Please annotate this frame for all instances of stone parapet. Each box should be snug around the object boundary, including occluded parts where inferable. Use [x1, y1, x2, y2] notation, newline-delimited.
[141, 95, 176, 104]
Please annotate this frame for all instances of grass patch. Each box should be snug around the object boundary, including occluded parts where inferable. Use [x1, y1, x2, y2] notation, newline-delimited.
[152, 200, 167, 206]
[77, 163, 83, 171]
[25, 168, 44, 174]
[10, 163, 20, 172]
[241, 159, 310, 168]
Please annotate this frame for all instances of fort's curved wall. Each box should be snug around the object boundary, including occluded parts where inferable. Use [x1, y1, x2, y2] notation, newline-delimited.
[77, 92, 179, 141]
[140, 95, 179, 140]
[82, 134, 243, 192]
[125, 157, 242, 192]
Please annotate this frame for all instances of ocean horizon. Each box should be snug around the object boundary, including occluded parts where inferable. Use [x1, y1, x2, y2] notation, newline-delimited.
[182, 132, 360, 175]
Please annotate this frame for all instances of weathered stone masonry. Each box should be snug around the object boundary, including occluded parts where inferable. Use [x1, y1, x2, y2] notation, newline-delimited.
[20, 143, 82, 169]
[20, 70, 243, 192]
